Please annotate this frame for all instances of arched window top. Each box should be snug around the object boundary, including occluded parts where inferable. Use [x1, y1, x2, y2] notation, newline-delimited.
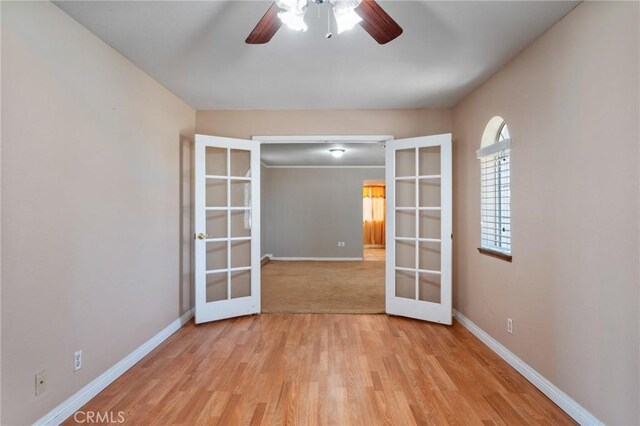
[480, 116, 510, 148]
[497, 121, 510, 142]
[477, 116, 511, 158]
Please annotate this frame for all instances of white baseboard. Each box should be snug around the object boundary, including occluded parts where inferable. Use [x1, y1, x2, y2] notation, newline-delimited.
[453, 310, 602, 426]
[270, 257, 363, 261]
[35, 308, 195, 426]
[261, 254, 273, 262]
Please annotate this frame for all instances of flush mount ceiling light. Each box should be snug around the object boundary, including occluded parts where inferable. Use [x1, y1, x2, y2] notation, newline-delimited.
[246, 0, 403, 45]
[330, 148, 346, 158]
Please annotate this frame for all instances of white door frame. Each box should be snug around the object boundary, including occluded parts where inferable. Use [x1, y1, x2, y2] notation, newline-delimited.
[254, 135, 394, 144]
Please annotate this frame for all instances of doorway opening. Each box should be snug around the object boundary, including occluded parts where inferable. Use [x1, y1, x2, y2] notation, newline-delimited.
[363, 179, 386, 261]
[255, 135, 391, 314]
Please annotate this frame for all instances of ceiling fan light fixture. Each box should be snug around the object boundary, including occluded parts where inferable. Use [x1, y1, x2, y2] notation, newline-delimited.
[276, 0, 309, 32]
[330, 148, 346, 158]
[278, 10, 309, 31]
[246, 0, 402, 45]
[333, 8, 362, 34]
[330, 0, 363, 34]
[275, 0, 307, 11]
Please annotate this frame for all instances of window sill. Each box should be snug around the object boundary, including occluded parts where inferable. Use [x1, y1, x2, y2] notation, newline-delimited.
[478, 247, 512, 262]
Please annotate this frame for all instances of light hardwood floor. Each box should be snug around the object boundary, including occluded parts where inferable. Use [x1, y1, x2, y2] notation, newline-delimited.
[64, 314, 575, 425]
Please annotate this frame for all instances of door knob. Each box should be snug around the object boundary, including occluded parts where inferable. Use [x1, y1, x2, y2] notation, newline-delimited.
[195, 233, 207, 240]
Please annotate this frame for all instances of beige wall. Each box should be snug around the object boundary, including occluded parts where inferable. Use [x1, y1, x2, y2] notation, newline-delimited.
[452, 2, 639, 424]
[196, 109, 452, 140]
[1, 2, 195, 424]
[263, 167, 385, 258]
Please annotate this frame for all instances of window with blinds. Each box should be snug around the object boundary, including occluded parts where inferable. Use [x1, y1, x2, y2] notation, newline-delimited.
[477, 120, 511, 255]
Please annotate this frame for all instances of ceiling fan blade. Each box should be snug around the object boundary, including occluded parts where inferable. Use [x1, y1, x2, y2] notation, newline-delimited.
[246, 2, 282, 44]
[355, 0, 403, 45]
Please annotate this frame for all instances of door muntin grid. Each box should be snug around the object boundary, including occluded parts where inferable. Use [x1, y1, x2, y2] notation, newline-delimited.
[204, 146, 252, 303]
[394, 146, 443, 303]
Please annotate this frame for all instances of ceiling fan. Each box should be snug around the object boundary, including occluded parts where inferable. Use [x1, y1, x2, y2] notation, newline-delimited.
[246, 0, 403, 45]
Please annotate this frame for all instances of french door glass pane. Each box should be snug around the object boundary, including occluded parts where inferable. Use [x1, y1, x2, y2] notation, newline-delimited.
[396, 148, 415, 176]
[395, 270, 415, 299]
[231, 270, 251, 299]
[396, 240, 415, 269]
[395, 180, 415, 208]
[418, 273, 441, 303]
[206, 211, 227, 238]
[230, 211, 251, 237]
[231, 240, 251, 268]
[230, 149, 251, 177]
[206, 241, 227, 271]
[206, 179, 227, 207]
[419, 211, 441, 240]
[396, 210, 415, 238]
[206, 272, 228, 302]
[206, 147, 227, 176]
[230, 180, 250, 207]
[419, 146, 440, 175]
[418, 178, 440, 207]
[418, 241, 440, 271]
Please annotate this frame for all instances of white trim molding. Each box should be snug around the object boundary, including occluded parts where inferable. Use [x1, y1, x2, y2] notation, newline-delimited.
[453, 310, 602, 426]
[35, 309, 195, 426]
[270, 257, 363, 261]
[261, 165, 385, 169]
[253, 135, 393, 144]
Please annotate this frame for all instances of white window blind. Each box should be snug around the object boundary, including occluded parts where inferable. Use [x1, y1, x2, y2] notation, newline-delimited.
[477, 139, 511, 254]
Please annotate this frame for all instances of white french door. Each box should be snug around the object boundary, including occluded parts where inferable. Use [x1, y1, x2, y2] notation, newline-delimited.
[385, 134, 452, 324]
[194, 134, 260, 324]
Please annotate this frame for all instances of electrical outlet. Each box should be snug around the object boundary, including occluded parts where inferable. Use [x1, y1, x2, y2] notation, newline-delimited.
[337, 241, 341, 247]
[35, 370, 47, 396]
[74, 350, 82, 372]
[507, 318, 513, 334]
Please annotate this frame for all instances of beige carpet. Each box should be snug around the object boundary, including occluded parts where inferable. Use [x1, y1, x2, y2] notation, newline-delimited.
[261, 260, 385, 314]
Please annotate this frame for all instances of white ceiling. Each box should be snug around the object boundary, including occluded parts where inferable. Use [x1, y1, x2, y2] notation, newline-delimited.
[262, 142, 386, 166]
[54, 1, 578, 110]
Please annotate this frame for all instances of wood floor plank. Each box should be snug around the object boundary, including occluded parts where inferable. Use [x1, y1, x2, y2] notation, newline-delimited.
[62, 315, 576, 426]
